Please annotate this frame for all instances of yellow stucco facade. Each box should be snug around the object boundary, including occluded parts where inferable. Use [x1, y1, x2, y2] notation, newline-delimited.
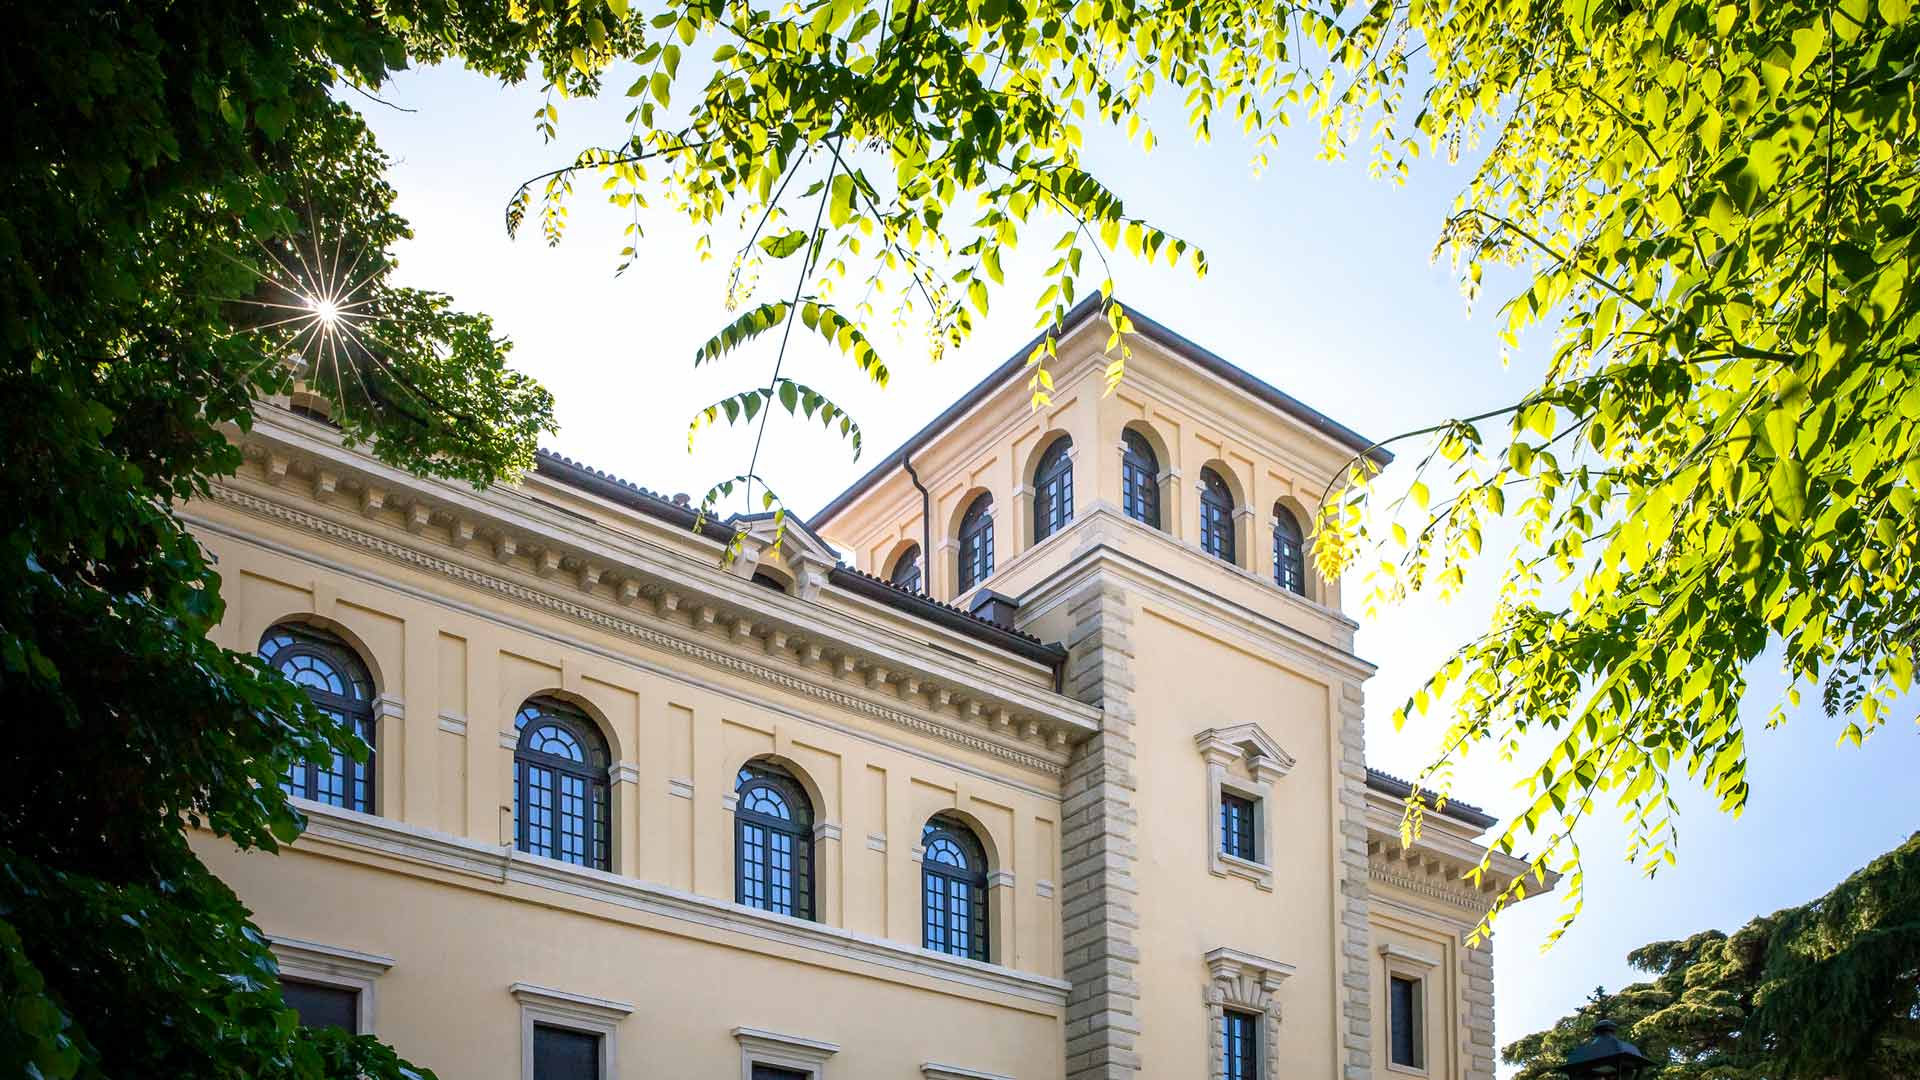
[187, 300, 1546, 1080]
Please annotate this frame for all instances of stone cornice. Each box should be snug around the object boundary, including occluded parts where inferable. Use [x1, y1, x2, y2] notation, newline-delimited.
[203, 422, 1102, 772]
[292, 800, 1071, 1010]
[1367, 861, 1501, 916]
[1013, 507, 1374, 682]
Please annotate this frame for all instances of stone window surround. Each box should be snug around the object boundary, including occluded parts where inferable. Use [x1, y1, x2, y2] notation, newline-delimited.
[511, 981, 633, 1080]
[734, 1026, 840, 1080]
[1380, 943, 1440, 1076]
[268, 936, 394, 1035]
[923, 1064, 1016, 1080]
[1194, 724, 1298, 891]
[1203, 946, 1295, 1080]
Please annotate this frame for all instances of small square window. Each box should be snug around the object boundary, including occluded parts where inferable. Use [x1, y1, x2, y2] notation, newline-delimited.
[1221, 1008, 1260, 1080]
[534, 1024, 601, 1080]
[279, 978, 359, 1034]
[1220, 792, 1258, 862]
[1389, 975, 1425, 1070]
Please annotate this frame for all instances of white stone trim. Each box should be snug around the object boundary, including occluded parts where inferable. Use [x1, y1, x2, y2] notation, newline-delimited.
[292, 799, 1071, 1007]
[269, 936, 393, 1035]
[667, 777, 695, 799]
[1197, 726, 1296, 891]
[496, 730, 519, 750]
[923, 1064, 1016, 1080]
[814, 821, 844, 842]
[735, 1026, 839, 1080]
[609, 762, 640, 785]
[1034, 879, 1055, 899]
[511, 982, 631, 1080]
[986, 870, 1016, 890]
[1378, 943, 1440, 970]
[1203, 947, 1295, 1080]
[436, 712, 467, 735]
[866, 832, 888, 852]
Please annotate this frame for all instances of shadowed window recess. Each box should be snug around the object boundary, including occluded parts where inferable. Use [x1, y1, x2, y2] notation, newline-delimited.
[1222, 1008, 1259, 1080]
[534, 1023, 600, 1080]
[1032, 436, 1074, 542]
[1271, 505, 1307, 596]
[1200, 467, 1237, 563]
[736, 762, 816, 921]
[888, 544, 923, 593]
[1220, 791, 1258, 862]
[261, 625, 377, 813]
[1390, 974, 1425, 1069]
[921, 816, 990, 962]
[957, 493, 995, 592]
[514, 698, 611, 871]
[279, 979, 358, 1033]
[1120, 428, 1162, 528]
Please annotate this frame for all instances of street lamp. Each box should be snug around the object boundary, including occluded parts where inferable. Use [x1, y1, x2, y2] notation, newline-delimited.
[1561, 1018, 1654, 1078]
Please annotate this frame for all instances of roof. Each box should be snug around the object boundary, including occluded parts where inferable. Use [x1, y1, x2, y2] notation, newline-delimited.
[1364, 768, 1498, 830]
[531, 451, 1065, 667]
[810, 295, 1395, 529]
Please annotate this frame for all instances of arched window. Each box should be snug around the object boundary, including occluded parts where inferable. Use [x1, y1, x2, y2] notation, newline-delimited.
[889, 545, 923, 593]
[735, 762, 815, 920]
[1272, 505, 1307, 596]
[261, 625, 376, 813]
[957, 493, 995, 593]
[1032, 436, 1074, 542]
[1200, 468, 1237, 564]
[751, 571, 788, 593]
[922, 816, 989, 961]
[1120, 429, 1161, 528]
[514, 698, 611, 870]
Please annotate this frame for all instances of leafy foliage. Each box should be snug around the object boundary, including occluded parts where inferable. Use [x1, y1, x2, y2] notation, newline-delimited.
[0, 0, 626, 1074]
[1502, 832, 1920, 1079]
[510, 0, 1920, 946]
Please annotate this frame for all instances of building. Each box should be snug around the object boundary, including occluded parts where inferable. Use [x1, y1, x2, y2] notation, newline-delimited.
[186, 299, 1549, 1080]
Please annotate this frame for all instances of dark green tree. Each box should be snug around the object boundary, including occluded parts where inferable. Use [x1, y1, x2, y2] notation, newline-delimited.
[1503, 832, 1920, 1079]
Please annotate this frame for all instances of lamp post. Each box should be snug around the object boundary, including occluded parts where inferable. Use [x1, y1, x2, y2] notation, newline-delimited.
[1561, 1018, 1655, 1079]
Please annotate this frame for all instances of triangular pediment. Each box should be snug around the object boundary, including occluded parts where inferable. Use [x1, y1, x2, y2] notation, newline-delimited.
[1193, 722, 1298, 780]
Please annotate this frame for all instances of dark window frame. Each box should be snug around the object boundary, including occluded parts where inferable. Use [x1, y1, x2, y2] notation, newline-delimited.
[921, 816, 990, 962]
[1222, 1007, 1260, 1080]
[735, 761, 816, 921]
[261, 625, 377, 813]
[513, 698, 612, 871]
[533, 1022, 602, 1080]
[1031, 436, 1075, 543]
[957, 493, 995, 593]
[1120, 429, 1162, 529]
[888, 545, 923, 593]
[1220, 791, 1258, 862]
[1389, 974, 1425, 1069]
[1200, 467, 1238, 564]
[1272, 506, 1307, 596]
[279, 977, 360, 1034]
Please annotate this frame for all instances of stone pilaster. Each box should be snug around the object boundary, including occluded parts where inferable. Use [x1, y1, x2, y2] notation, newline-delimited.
[1056, 581, 1142, 1080]
[1336, 680, 1373, 1080]
[1464, 941, 1496, 1080]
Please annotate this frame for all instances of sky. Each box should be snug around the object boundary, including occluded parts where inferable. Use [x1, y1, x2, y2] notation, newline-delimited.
[348, 61, 1919, 1070]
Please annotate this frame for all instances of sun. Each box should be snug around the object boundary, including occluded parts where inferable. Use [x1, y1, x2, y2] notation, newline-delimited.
[307, 296, 341, 325]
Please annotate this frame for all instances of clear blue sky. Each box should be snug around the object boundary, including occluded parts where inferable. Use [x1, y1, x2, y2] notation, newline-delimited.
[350, 62, 1920, 1069]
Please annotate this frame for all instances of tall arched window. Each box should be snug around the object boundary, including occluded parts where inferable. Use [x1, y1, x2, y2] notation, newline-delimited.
[1120, 429, 1161, 529]
[735, 762, 815, 920]
[514, 698, 611, 870]
[1032, 436, 1074, 542]
[957, 493, 995, 593]
[261, 625, 376, 813]
[889, 545, 923, 593]
[1272, 505, 1307, 596]
[922, 816, 989, 961]
[1200, 467, 1237, 564]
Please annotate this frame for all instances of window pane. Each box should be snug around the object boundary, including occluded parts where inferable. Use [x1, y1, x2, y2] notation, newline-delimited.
[280, 978, 358, 1033]
[1390, 976, 1423, 1067]
[1221, 792, 1258, 861]
[751, 1066, 811, 1080]
[1222, 1008, 1259, 1080]
[533, 1023, 600, 1080]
